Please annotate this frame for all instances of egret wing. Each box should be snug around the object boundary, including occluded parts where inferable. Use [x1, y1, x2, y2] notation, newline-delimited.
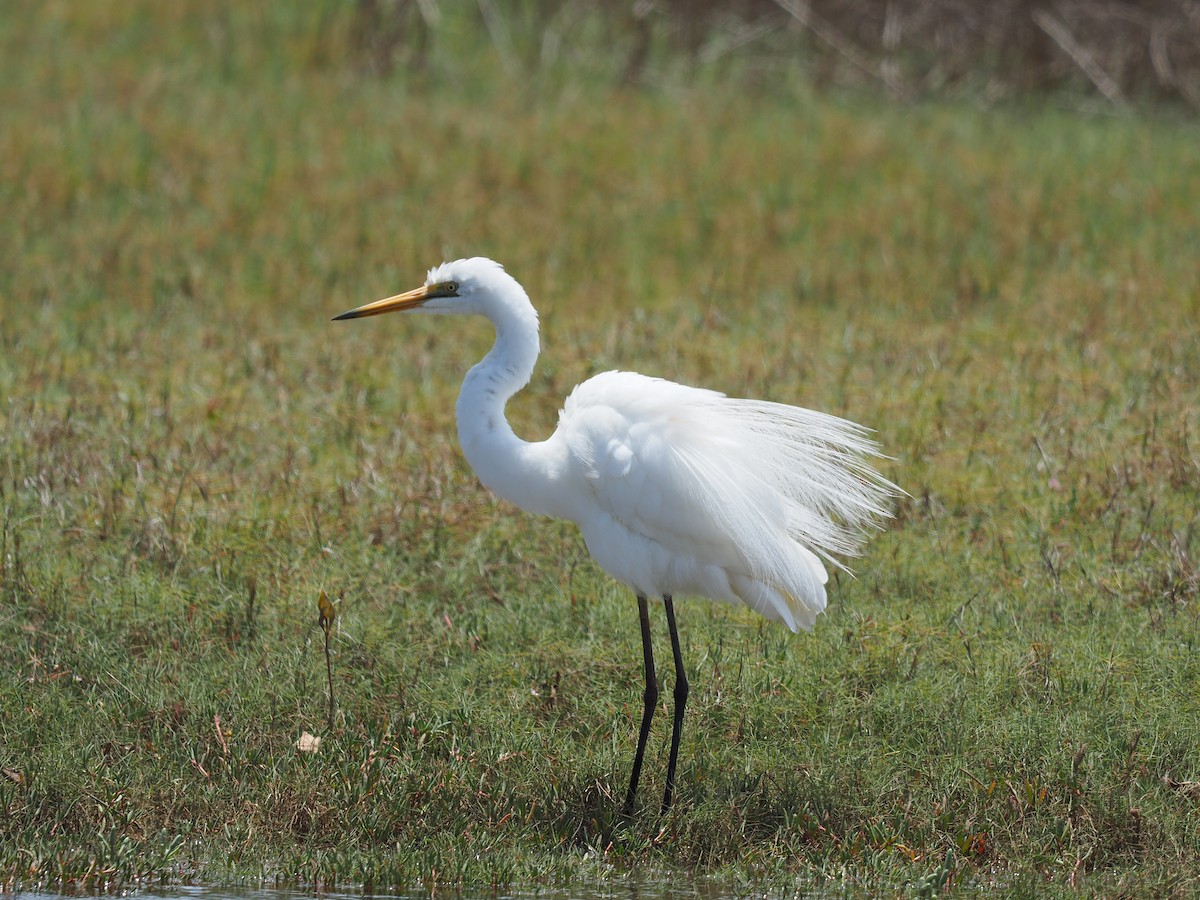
[558, 371, 749, 565]
[556, 370, 897, 629]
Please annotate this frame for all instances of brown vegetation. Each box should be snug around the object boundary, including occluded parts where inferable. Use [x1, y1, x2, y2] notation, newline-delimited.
[358, 0, 1200, 108]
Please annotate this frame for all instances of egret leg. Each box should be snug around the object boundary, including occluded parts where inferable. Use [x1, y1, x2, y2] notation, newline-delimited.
[661, 594, 689, 814]
[623, 594, 658, 817]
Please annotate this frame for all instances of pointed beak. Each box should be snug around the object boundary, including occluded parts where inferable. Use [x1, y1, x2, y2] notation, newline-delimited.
[332, 284, 431, 321]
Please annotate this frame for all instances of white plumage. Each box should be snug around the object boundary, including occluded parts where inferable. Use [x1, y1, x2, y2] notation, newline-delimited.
[334, 256, 900, 814]
[557, 370, 880, 632]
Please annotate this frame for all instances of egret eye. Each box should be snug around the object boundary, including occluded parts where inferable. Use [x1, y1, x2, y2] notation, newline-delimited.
[445, 281, 459, 294]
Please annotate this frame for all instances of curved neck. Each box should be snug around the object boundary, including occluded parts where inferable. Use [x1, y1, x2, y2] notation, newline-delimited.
[455, 296, 549, 510]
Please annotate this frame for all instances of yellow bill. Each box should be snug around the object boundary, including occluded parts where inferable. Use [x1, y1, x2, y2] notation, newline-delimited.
[332, 284, 433, 320]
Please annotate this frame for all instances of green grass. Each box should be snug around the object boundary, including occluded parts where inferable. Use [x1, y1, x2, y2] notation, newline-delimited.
[3, 1, 1200, 895]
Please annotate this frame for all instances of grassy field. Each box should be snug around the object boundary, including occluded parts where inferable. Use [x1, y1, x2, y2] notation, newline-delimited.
[3, 2, 1200, 895]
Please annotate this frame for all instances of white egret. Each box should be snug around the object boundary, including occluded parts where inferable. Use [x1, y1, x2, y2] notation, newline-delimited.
[334, 257, 899, 815]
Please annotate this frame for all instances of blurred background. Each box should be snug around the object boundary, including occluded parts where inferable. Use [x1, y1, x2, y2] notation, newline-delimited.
[5, 0, 1198, 322]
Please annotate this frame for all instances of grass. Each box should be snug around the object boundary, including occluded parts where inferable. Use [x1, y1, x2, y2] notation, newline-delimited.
[2, 1, 1200, 895]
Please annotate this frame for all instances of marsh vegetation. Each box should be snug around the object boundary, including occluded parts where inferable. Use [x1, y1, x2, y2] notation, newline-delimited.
[2, 2, 1199, 895]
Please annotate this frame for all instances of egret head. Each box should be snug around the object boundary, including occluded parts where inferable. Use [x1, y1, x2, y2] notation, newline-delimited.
[333, 257, 522, 321]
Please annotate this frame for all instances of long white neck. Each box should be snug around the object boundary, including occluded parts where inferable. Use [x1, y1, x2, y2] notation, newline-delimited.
[455, 289, 569, 519]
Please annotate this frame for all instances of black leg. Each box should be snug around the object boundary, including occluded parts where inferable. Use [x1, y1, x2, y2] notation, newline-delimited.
[623, 594, 658, 817]
[661, 594, 689, 813]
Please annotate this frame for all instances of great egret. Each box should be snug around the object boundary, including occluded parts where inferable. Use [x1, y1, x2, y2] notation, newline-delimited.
[334, 257, 899, 815]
